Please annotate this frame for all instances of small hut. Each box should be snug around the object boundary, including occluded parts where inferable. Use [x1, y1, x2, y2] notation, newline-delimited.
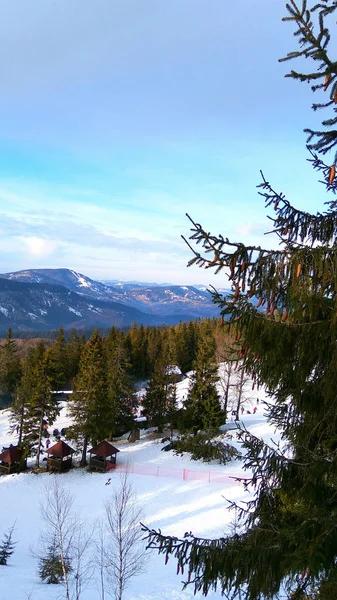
[89, 440, 120, 473]
[0, 445, 26, 475]
[46, 440, 75, 472]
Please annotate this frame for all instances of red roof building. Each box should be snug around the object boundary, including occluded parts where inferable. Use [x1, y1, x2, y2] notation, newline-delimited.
[89, 440, 120, 472]
[46, 440, 75, 472]
[0, 444, 26, 475]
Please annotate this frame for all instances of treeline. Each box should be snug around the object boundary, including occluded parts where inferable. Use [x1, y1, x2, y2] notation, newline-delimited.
[2, 325, 129, 341]
[0, 318, 228, 399]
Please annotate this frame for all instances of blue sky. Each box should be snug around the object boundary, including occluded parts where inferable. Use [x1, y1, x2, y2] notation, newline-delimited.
[0, 0, 329, 284]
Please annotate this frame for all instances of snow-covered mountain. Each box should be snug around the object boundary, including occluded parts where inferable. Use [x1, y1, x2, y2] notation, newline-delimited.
[102, 279, 173, 287]
[0, 269, 218, 318]
[0, 269, 219, 332]
[0, 277, 166, 332]
[108, 282, 218, 316]
[1, 269, 127, 303]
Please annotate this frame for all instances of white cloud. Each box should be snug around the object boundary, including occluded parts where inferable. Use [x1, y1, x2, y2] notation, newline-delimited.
[21, 236, 58, 258]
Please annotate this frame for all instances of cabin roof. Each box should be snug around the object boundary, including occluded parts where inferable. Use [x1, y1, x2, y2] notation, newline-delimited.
[89, 440, 120, 458]
[0, 444, 24, 464]
[46, 440, 75, 458]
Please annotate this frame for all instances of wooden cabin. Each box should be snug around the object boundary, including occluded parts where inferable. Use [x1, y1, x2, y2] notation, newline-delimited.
[46, 440, 75, 472]
[89, 440, 120, 473]
[0, 445, 26, 475]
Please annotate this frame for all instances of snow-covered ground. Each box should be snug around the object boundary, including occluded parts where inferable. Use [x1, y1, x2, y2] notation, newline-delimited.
[0, 383, 280, 600]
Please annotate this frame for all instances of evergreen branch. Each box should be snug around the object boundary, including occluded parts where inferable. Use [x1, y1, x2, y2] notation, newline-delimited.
[259, 170, 337, 244]
[141, 523, 245, 597]
[185, 213, 285, 255]
[312, 1, 337, 17]
[281, 1, 332, 70]
[280, 1, 337, 156]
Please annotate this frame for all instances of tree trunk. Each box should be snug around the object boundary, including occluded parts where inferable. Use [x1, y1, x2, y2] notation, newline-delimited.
[80, 436, 88, 467]
[223, 363, 232, 415]
[117, 495, 123, 600]
[235, 369, 245, 421]
[58, 524, 71, 600]
[18, 404, 24, 445]
[36, 411, 44, 467]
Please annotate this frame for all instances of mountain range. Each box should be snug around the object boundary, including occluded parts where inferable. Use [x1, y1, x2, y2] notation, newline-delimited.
[0, 269, 220, 333]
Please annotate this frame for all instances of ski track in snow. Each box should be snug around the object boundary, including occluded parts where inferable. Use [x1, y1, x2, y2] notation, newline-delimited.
[0, 382, 281, 600]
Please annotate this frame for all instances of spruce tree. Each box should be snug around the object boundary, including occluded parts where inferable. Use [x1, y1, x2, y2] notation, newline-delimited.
[70, 329, 112, 466]
[9, 357, 30, 445]
[39, 538, 71, 585]
[0, 328, 21, 405]
[105, 329, 135, 437]
[66, 328, 85, 384]
[174, 321, 197, 373]
[143, 3, 337, 599]
[45, 327, 69, 390]
[185, 329, 224, 434]
[126, 323, 149, 380]
[143, 352, 174, 433]
[20, 344, 59, 467]
[146, 326, 163, 373]
[0, 523, 16, 566]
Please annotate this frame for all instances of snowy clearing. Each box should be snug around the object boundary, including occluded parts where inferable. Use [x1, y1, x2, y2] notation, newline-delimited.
[0, 386, 280, 600]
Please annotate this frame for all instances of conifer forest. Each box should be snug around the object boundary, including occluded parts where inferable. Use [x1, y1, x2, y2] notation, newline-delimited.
[0, 318, 233, 462]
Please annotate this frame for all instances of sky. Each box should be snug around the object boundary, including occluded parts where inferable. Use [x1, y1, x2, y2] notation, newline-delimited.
[0, 0, 330, 285]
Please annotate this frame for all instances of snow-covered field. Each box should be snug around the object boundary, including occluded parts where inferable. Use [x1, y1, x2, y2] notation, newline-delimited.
[0, 382, 280, 600]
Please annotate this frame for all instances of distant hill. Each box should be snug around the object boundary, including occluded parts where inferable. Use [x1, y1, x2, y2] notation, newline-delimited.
[0, 269, 220, 333]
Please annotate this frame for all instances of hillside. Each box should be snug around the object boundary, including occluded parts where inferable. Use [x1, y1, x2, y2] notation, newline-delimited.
[0, 277, 160, 333]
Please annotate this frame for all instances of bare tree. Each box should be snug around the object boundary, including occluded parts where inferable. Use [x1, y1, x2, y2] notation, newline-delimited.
[218, 360, 237, 416]
[96, 521, 107, 600]
[223, 363, 254, 420]
[234, 367, 249, 420]
[101, 472, 148, 600]
[71, 526, 94, 600]
[38, 478, 93, 600]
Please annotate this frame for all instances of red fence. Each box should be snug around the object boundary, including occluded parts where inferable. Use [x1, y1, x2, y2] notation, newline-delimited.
[107, 461, 246, 485]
